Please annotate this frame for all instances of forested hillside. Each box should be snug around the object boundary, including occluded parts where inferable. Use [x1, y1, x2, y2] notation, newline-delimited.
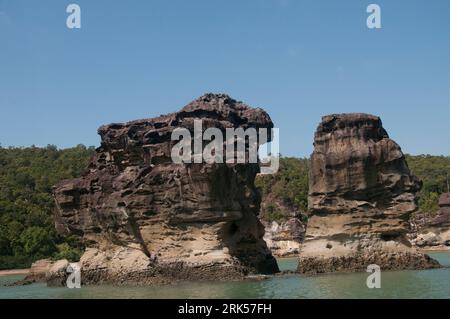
[256, 155, 450, 222]
[255, 158, 309, 223]
[406, 155, 450, 214]
[0, 145, 95, 269]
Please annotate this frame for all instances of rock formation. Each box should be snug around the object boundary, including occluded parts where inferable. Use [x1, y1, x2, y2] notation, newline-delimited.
[8, 259, 55, 286]
[258, 189, 306, 257]
[262, 218, 305, 257]
[411, 193, 450, 249]
[52, 93, 279, 285]
[298, 113, 440, 274]
[9, 259, 72, 287]
[256, 159, 309, 257]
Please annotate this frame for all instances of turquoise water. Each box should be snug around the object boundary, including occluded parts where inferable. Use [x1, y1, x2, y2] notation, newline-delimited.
[1, 252, 449, 299]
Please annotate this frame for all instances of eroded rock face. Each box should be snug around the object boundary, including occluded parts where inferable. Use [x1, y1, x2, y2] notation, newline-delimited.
[262, 218, 305, 257]
[53, 93, 279, 285]
[298, 113, 440, 274]
[411, 193, 450, 250]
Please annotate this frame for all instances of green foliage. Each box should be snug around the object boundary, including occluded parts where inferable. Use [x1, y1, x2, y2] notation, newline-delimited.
[0, 255, 33, 270]
[406, 155, 450, 194]
[0, 144, 448, 270]
[256, 155, 450, 223]
[19, 227, 56, 258]
[0, 144, 94, 270]
[406, 154, 450, 215]
[256, 157, 309, 222]
[53, 243, 83, 262]
[418, 192, 440, 215]
[264, 204, 286, 223]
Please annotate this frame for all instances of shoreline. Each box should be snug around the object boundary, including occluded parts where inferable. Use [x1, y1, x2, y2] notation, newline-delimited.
[275, 255, 299, 260]
[421, 248, 450, 253]
[0, 269, 29, 277]
[0, 250, 447, 278]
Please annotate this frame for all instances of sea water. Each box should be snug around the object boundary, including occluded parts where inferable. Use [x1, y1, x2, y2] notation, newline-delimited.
[1, 252, 449, 299]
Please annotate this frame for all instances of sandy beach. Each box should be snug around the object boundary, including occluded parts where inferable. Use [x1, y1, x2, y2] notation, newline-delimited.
[0, 269, 29, 277]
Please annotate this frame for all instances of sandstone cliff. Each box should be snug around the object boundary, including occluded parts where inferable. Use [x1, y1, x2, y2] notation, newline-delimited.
[52, 93, 279, 285]
[298, 113, 440, 274]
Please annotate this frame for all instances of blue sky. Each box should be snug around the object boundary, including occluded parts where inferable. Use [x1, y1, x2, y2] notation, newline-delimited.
[0, 0, 449, 157]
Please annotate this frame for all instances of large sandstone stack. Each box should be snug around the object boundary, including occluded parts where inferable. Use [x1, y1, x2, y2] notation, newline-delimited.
[298, 113, 440, 274]
[52, 93, 279, 285]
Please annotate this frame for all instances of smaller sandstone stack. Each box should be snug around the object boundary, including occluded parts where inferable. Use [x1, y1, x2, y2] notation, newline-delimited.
[298, 113, 440, 274]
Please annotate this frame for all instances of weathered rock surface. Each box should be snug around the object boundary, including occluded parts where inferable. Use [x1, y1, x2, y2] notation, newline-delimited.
[262, 218, 305, 257]
[45, 259, 71, 287]
[410, 193, 450, 250]
[259, 198, 307, 256]
[256, 162, 308, 257]
[9, 258, 72, 287]
[52, 93, 279, 285]
[9, 259, 55, 286]
[298, 113, 440, 274]
[28, 259, 55, 281]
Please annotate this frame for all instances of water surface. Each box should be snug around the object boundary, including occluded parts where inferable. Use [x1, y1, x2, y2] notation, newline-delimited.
[1, 252, 449, 299]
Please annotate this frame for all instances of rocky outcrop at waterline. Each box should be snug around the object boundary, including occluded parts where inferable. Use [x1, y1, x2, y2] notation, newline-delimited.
[5, 259, 55, 286]
[50, 93, 279, 285]
[298, 113, 441, 274]
[6, 259, 73, 287]
[410, 193, 450, 250]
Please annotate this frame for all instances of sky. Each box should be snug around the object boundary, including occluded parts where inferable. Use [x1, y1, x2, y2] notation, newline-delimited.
[0, 0, 449, 157]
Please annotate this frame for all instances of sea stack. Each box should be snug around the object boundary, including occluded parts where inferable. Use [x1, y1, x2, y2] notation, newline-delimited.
[52, 93, 279, 285]
[298, 113, 440, 274]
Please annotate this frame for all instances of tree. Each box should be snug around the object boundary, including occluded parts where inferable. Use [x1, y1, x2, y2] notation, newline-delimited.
[19, 227, 57, 259]
[0, 145, 94, 269]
